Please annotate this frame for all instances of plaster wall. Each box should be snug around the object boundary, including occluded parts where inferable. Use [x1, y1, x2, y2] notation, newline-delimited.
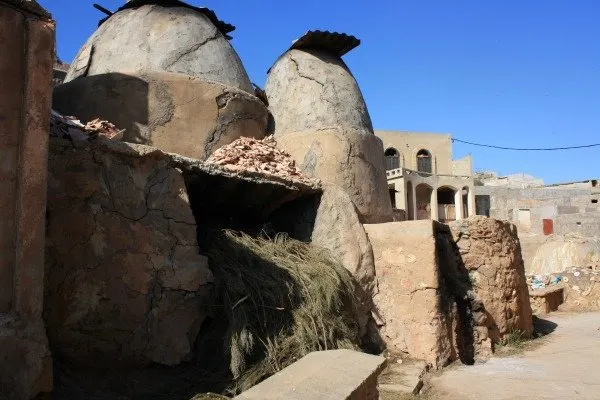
[376, 131, 454, 175]
[474, 186, 598, 235]
[64, 4, 253, 93]
[452, 155, 473, 176]
[555, 211, 600, 237]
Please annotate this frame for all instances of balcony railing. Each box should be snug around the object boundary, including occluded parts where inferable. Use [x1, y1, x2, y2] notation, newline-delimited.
[386, 167, 472, 180]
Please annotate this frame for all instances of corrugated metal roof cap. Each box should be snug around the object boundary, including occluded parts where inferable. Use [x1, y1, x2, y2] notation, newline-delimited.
[290, 30, 360, 57]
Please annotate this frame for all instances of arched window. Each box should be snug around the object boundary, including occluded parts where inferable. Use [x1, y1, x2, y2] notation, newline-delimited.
[385, 148, 400, 171]
[416, 149, 432, 173]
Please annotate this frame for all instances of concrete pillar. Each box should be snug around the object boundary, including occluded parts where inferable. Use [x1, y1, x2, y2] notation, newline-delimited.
[0, 1, 54, 397]
[412, 186, 418, 220]
[468, 187, 476, 217]
[455, 190, 464, 220]
[431, 187, 439, 221]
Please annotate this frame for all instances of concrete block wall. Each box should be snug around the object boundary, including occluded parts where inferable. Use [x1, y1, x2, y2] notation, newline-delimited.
[555, 211, 600, 237]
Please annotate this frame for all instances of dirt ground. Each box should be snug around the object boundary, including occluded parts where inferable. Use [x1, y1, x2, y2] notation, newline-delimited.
[421, 312, 600, 400]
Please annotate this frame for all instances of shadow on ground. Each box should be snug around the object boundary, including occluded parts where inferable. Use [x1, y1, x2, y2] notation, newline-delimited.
[532, 315, 558, 337]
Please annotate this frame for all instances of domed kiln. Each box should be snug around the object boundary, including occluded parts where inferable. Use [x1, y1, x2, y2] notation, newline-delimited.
[53, 1, 268, 160]
[265, 31, 392, 223]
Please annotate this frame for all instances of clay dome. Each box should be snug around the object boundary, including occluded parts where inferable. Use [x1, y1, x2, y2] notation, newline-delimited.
[263, 31, 392, 223]
[265, 31, 373, 136]
[64, 2, 253, 93]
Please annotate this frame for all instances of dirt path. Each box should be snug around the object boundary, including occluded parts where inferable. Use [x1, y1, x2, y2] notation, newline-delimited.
[423, 312, 600, 400]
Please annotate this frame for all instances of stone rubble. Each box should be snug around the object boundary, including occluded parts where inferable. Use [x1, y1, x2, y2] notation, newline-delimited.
[206, 136, 316, 185]
[50, 110, 124, 141]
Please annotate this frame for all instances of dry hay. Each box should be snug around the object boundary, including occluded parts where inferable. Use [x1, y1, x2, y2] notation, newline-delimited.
[208, 231, 361, 394]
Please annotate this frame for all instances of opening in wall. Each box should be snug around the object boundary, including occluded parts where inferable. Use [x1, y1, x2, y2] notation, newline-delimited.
[416, 149, 432, 174]
[384, 148, 400, 171]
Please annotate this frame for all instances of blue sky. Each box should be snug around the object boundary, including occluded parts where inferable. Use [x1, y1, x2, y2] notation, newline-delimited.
[40, 0, 599, 184]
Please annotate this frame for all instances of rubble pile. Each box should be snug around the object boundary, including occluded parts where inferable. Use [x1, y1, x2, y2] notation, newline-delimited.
[206, 136, 316, 185]
[528, 266, 600, 311]
[50, 110, 123, 141]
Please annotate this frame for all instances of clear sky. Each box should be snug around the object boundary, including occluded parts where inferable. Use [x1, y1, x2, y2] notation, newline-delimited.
[40, 0, 600, 184]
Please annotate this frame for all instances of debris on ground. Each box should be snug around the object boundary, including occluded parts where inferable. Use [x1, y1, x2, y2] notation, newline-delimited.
[50, 110, 124, 141]
[528, 265, 598, 291]
[205, 136, 316, 185]
[529, 265, 600, 312]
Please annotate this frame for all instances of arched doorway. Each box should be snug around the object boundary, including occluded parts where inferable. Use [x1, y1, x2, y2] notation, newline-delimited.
[406, 181, 414, 220]
[385, 148, 400, 171]
[416, 149, 432, 174]
[415, 183, 433, 220]
[437, 186, 457, 222]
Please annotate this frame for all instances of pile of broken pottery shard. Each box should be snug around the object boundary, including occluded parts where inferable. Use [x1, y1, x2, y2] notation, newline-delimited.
[206, 136, 316, 185]
[50, 110, 124, 141]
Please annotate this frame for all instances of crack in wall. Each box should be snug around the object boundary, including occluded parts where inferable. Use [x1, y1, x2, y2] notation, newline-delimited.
[163, 29, 220, 70]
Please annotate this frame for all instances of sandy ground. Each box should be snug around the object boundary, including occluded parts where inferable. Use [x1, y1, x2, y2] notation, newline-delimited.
[423, 312, 600, 400]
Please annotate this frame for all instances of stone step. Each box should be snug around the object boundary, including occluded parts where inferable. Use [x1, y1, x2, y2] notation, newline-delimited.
[233, 349, 386, 400]
[377, 360, 428, 399]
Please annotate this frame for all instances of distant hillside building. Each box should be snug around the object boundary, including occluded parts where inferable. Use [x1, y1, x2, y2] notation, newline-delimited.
[375, 131, 475, 222]
[53, 59, 69, 86]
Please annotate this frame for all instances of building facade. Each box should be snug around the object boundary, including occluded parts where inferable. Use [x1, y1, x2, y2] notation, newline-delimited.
[375, 131, 475, 222]
[475, 178, 600, 237]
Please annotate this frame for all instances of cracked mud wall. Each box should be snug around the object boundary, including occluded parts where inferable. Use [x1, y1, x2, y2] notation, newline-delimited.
[44, 139, 214, 368]
[55, 3, 268, 161]
[266, 49, 373, 135]
[64, 4, 253, 93]
[365, 221, 457, 368]
[367, 218, 534, 369]
[276, 128, 392, 223]
[265, 48, 392, 223]
[53, 72, 268, 160]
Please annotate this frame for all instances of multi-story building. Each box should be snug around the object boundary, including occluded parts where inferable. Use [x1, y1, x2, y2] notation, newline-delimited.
[375, 131, 475, 222]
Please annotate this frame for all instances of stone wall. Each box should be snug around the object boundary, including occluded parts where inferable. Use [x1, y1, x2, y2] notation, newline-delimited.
[448, 217, 533, 346]
[0, 1, 55, 398]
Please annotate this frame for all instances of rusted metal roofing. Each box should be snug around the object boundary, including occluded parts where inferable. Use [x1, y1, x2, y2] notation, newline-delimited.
[97, 0, 235, 37]
[290, 30, 360, 57]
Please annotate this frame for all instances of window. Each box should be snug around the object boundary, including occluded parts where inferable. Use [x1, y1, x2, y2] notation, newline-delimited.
[384, 148, 400, 171]
[416, 149, 432, 173]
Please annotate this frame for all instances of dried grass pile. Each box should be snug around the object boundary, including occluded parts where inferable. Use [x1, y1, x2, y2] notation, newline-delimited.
[208, 231, 361, 394]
